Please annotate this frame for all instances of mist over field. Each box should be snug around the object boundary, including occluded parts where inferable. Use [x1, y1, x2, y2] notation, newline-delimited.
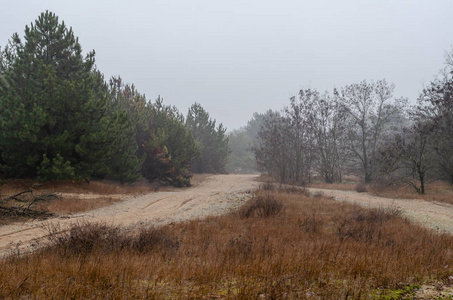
[1, 0, 452, 130]
[1, 4, 453, 298]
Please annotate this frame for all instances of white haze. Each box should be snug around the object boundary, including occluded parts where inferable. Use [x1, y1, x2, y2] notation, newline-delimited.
[1, 0, 452, 130]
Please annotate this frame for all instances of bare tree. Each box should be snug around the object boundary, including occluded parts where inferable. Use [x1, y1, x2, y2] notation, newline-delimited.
[285, 94, 315, 182]
[300, 89, 345, 183]
[254, 111, 292, 182]
[254, 95, 316, 184]
[419, 51, 453, 184]
[255, 80, 407, 185]
[378, 118, 435, 194]
[339, 79, 406, 182]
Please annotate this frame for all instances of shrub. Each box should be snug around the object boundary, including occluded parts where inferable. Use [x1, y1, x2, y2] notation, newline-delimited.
[238, 195, 283, 218]
[259, 182, 275, 191]
[355, 182, 368, 193]
[336, 206, 402, 242]
[259, 182, 309, 195]
[46, 222, 178, 256]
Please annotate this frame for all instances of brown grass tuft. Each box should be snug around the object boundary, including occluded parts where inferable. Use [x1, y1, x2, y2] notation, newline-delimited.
[46, 222, 179, 257]
[238, 194, 283, 218]
[355, 182, 368, 193]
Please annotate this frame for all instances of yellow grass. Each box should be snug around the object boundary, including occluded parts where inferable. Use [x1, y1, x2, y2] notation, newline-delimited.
[1, 187, 452, 299]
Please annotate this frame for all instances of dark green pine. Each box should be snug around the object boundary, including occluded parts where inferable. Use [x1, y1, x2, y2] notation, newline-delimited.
[0, 11, 141, 181]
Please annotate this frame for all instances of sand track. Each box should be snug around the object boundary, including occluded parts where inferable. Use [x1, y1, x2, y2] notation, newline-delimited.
[308, 188, 453, 234]
[0, 174, 259, 257]
[1, 175, 452, 258]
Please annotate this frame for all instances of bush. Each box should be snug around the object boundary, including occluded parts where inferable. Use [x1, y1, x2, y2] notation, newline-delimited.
[336, 206, 402, 242]
[259, 182, 309, 195]
[238, 195, 283, 218]
[259, 182, 275, 191]
[355, 182, 368, 193]
[46, 222, 179, 256]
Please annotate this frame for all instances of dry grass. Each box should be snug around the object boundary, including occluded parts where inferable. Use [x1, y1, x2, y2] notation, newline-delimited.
[0, 194, 121, 225]
[1, 187, 452, 299]
[308, 179, 453, 205]
[307, 182, 357, 191]
[0, 179, 158, 224]
[237, 194, 283, 218]
[0, 178, 155, 195]
[33, 196, 119, 215]
[368, 180, 453, 205]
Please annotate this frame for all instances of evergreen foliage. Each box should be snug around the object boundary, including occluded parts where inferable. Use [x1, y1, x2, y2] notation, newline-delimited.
[110, 77, 199, 186]
[186, 103, 230, 173]
[144, 98, 199, 186]
[0, 11, 141, 181]
[0, 12, 232, 185]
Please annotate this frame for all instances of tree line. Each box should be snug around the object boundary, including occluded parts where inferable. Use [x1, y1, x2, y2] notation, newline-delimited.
[249, 55, 453, 194]
[0, 11, 230, 185]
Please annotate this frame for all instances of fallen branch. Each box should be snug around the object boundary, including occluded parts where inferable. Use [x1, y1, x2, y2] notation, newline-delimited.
[0, 188, 58, 219]
[0, 205, 53, 218]
[3, 190, 33, 202]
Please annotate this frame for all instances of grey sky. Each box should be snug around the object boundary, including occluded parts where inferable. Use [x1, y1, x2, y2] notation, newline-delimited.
[1, 1, 452, 130]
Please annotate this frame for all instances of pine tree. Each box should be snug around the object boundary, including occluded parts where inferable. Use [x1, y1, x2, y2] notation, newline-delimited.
[109, 78, 198, 186]
[186, 103, 230, 173]
[0, 11, 141, 181]
[143, 97, 199, 186]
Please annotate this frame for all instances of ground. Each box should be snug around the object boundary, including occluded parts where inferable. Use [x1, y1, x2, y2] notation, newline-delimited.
[308, 187, 453, 234]
[1, 174, 453, 298]
[0, 174, 258, 257]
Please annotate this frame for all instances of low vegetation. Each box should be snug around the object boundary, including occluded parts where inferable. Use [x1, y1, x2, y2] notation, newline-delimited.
[308, 182, 357, 191]
[308, 179, 453, 205]
[1, 179, 156, 196]
[368, 180, 453, 205]
[1, 186, 452, 299]
[0, 179, 156, 224]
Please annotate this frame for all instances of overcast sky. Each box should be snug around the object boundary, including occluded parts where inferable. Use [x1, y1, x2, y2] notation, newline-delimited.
[1, 1, 452, 130]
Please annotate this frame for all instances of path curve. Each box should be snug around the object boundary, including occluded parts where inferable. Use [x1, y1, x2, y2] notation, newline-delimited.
[0, 174, 259, 257]
[308, 188, 453, 234]
[2, 177, 452, 257]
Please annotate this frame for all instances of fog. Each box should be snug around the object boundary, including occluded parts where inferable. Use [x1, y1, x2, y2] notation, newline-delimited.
[1, 0, 452, 130]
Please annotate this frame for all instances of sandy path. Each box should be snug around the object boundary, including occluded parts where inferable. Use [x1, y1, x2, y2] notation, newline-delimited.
[0, 174, 259, 257]
[2, 176, 452, 257]
[308, 188, 453, 234]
